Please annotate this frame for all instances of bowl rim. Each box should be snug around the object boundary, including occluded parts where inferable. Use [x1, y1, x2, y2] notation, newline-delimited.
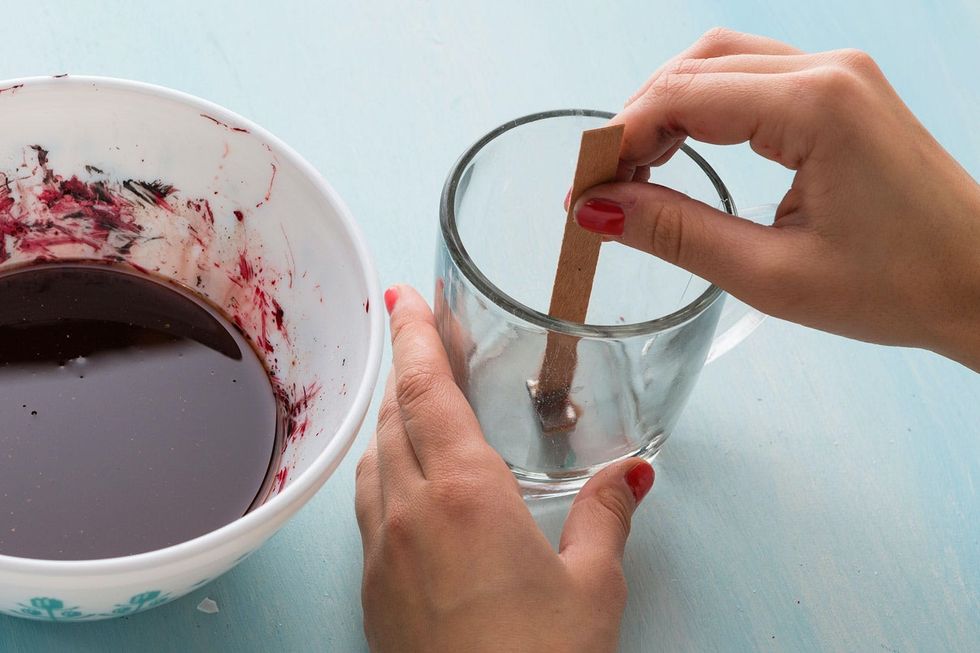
[0, 74, 384, 576]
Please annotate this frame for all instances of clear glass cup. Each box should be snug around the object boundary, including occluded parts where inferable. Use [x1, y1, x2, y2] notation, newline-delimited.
[436, 110, 768, 497]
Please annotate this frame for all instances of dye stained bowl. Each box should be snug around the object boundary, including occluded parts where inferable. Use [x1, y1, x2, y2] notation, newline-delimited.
[0, 76, 383, 621]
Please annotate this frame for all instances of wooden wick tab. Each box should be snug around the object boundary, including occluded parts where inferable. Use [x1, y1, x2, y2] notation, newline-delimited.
[531, 123, 625, 433]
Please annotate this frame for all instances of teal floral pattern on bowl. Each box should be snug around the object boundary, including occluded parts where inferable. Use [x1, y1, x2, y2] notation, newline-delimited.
[0, 590, 172, 622]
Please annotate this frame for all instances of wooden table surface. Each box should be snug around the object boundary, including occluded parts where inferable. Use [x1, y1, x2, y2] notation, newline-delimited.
[1, 1, 978, 651]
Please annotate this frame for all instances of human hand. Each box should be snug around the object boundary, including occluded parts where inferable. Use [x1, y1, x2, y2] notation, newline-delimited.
[354, 285, 655, 653]
[571, 28, 980, 370]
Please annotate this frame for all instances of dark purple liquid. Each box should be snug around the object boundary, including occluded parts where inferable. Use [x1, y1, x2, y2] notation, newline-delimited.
[0, 264, 280, 560]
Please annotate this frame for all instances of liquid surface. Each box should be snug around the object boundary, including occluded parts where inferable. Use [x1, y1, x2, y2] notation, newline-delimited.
[0, 264, 279, 560]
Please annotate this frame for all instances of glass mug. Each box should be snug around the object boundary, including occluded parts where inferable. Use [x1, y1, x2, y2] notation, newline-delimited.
[436, 110, 770, 497]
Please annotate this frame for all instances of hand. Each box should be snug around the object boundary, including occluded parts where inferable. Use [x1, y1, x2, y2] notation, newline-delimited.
[571, 28, 980, 370]
[354, 285, 655, 653]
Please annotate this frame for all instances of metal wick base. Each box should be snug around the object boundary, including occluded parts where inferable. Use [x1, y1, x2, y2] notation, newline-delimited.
[526, 378, 579, 433]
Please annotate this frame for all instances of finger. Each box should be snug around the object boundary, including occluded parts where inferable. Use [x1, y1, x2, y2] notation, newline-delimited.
[625, 28, 802, 107]
[573, 182, 802, 306]
[386, 284, 489, 476]
[376, 372, 424, 491]
[667, 52, 820, 77]
[632, 165, 651, 183]
[649, 140, 683, 167]
[560, 458, 653, 580]
[615, 71, 814, 169]
[354, 432, 383, 547]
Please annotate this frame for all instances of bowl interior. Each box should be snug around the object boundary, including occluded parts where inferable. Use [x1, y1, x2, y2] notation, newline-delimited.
[0, 78, 375, 513]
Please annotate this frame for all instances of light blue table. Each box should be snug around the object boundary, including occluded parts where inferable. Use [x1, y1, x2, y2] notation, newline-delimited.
[2, 1, 978, 651]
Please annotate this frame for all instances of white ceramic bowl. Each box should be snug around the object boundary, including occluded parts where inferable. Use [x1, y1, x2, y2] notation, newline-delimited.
[0, 76, 383, 621]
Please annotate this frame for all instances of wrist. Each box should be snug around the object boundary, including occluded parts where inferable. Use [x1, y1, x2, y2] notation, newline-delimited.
[929, 181, 980, 371]
[936, 301, 980, 373]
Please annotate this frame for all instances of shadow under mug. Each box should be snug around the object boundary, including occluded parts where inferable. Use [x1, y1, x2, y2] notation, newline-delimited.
[436, 110, 769, 498]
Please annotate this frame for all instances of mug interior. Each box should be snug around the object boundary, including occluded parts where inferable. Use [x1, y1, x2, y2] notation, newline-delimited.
[441, 109, 735, 337]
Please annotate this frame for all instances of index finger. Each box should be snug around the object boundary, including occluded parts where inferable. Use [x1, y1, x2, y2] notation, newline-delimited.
[614, 30, 807, 168]
[386, 284, 490, 476]
[613, 70, 814, 170]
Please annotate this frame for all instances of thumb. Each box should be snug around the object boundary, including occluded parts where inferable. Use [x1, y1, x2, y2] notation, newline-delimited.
[573, 182, 794, 300]
[559, 458, 654, 578]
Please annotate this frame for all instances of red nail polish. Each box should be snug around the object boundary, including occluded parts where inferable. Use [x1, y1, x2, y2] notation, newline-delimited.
[625, 461, 654, 503]
[575, 199, 625, 236]
[384, 287, 398, 314]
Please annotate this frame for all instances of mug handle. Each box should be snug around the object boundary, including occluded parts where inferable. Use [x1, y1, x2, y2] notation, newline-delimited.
[704, 204, 777, 364]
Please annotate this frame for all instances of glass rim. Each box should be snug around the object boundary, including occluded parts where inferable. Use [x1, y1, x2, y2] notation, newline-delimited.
[439, 109, 736, 338]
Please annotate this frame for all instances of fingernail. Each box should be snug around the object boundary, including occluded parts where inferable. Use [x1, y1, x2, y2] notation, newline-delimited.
[575, 198, 625, 236]
[384, 287, 399, 314]
[563, 188, 572, 211]
[625, 460, 654, 503]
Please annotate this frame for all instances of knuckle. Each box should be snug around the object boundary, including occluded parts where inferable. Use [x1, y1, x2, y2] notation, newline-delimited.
[395, 366, 445, 414]
[834, 48, 879, 77]
[380, 505, 417, 549]
[354, 450, 377, 483]
[647, 201, 686, 264]
[667, 57, 707, 77]
[697, 26, 738, 49]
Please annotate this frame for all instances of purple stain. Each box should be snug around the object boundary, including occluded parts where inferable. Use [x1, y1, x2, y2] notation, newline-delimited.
[199, 113, 250, 134]
[30, 145, 49, 168]
[254, 163, 277, 208]
[122, 179, 175, 212]
[272, 299, 285, 330]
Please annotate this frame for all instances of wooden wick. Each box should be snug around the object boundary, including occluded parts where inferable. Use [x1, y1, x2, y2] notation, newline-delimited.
[529, 123, 624, 433]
